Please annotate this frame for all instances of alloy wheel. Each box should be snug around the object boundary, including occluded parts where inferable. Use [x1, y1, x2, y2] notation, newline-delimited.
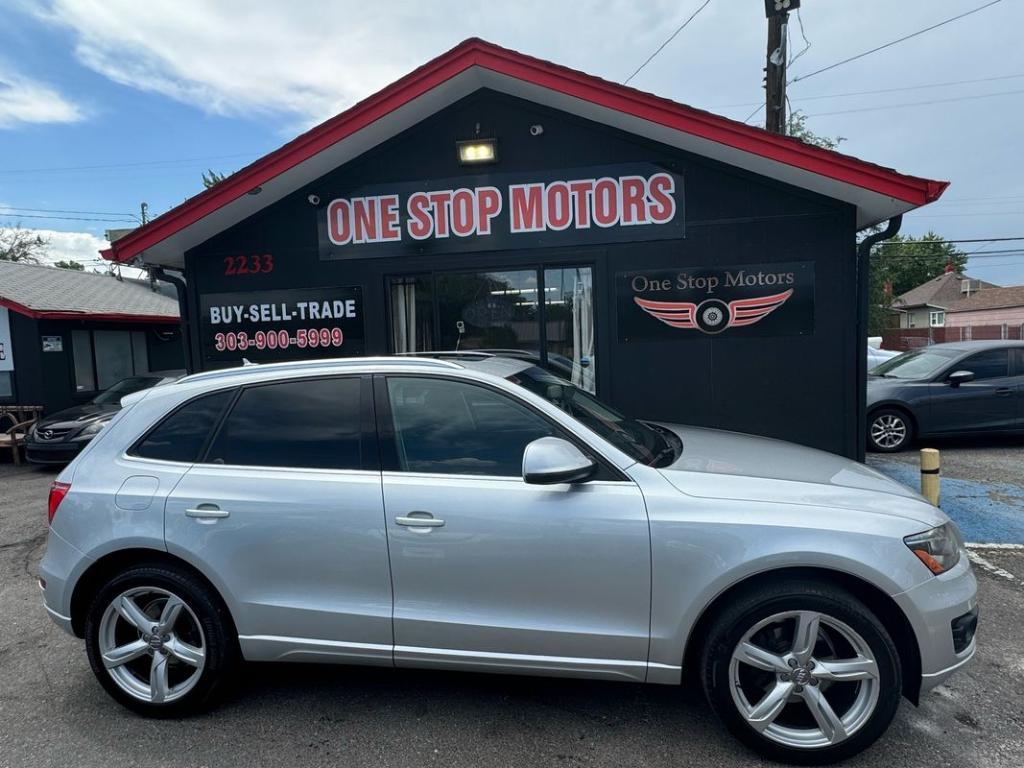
[97, 586, 206, 704]
[870, 414, 907, 450]
[728, 610, 880, 749]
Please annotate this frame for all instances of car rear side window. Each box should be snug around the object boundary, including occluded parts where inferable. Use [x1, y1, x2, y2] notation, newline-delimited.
[206, 377, 362, 470]
[957, 349, 1009, 380]
[132, 390, 233, 463]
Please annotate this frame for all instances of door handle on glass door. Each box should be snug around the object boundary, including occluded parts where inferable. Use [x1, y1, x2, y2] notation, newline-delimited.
[395, 514, 445, 528]
[185, 504, 230, 519]
[995, 388, 1013, 396]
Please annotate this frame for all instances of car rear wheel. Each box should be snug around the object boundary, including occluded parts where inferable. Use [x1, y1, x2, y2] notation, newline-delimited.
[84, 564, 237, 717]
[701, 581, 901, 765]
[867, 408, 913, 452]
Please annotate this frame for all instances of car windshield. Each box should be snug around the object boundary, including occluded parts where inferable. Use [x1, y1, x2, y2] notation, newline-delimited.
[91, 376, 163, 405]
[507, 366, 678, 466]
[870, 348, 961, 380]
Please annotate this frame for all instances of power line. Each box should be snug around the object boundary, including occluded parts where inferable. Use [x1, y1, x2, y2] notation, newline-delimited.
[805, 87, 1024, 117]
[789, 0, 1004, 84]
[717, 72, 1024, 109]
[867, 237, 1024, 245]
[0, 212, 136, 223]
[0, 151, 261, 175]
[0, 205, 139, 219]
[624, 0, 714, 85]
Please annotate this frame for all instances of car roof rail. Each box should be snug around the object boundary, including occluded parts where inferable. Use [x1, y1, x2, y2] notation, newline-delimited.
[397, 350, 497, 361]
[179, 356, 462, 384]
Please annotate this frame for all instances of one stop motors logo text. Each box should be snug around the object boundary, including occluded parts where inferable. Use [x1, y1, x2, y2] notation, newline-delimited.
[617, 262, 814, 341]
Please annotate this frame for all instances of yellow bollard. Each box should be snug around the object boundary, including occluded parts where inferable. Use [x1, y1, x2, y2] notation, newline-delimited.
[920, 448, 940, 506]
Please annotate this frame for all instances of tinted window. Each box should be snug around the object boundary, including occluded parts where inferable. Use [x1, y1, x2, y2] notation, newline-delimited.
[208, 378, 362, 470]
[387, 377, 555, 476]
[956, 350, 1009, 380]
[133, 390, 233, 462]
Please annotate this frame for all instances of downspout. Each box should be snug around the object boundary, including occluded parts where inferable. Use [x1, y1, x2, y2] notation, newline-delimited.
[855, 215, 902, 462]
[151, 267, 194, 375]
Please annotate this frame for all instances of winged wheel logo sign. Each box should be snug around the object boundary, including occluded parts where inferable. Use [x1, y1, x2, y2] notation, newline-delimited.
[633, 288, 794, 335]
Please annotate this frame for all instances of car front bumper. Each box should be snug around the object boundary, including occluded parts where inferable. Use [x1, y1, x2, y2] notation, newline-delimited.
[25, 440, 86, 465]
[894, 554, 978, 695]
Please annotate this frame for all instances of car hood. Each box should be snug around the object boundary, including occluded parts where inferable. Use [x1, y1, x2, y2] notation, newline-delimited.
[35, 402, 117, 431]
[654, 424, 946, 527]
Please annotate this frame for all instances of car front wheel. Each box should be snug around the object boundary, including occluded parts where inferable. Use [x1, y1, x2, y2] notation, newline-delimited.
[84, 563, 237, 716]
[868, 408, 913, 452]
[701, 581, 902, 764]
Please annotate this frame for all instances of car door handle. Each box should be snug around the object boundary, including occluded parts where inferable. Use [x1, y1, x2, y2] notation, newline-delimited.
[185, 505, 230, 519]
[395, 514, 445, 528]
[995, 388, 1013, 396]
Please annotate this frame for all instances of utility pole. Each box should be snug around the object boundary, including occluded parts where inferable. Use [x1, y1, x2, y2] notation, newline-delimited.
[764, 0, 798, 134]
[140, 202, 149, 225]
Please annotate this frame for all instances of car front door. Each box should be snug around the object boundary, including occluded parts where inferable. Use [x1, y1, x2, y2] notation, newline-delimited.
[928, 348, 1017, 433]
[164, 375, 393, 666]
[377, 375, 652, 681]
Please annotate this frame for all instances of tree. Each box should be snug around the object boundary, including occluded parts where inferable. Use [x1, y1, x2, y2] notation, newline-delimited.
[0, 225, 48, 263]
[786, 109, 845, 151]
[202, 169, 228, 189]
[867, 233, 968, 334]
[54, 260, 85, 271]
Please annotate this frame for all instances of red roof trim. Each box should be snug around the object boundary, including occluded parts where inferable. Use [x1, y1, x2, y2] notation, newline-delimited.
[0, 297, 178, 324]
[103, 38, 949, 264]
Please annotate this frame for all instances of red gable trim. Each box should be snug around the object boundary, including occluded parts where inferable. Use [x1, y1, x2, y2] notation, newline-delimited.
[103, 38, 948, 264]
[0, 297, 179, 325]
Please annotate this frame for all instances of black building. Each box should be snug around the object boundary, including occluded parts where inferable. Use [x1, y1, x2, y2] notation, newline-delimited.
[0, 261, 183, 415]
[101, 39, 947, 459]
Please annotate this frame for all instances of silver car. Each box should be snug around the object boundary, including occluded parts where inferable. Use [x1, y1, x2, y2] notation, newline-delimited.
[39, 356, 977, 764]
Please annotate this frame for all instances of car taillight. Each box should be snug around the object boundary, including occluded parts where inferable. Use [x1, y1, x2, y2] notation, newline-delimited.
[48, 481, 71, 525]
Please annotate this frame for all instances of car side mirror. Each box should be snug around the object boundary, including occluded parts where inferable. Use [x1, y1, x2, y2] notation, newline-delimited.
[522, 437, 596, 485]
[948, 370, 975, 387]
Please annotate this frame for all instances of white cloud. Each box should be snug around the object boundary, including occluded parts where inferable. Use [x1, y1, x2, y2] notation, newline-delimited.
[2, 226, 147, 278]
[0, 65, 85, 128]
[29, 0, 680, 125]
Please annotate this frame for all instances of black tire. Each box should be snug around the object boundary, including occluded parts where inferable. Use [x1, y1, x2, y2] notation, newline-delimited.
[700, 580, 902, 765]
[867, 407, 914, 453]
[84, 563, 238, 717]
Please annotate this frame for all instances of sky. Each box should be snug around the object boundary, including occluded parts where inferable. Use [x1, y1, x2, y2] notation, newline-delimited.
[1, 0, 1023, 283]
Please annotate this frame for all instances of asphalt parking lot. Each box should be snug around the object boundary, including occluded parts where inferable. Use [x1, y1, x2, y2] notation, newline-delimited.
[2, 460, 1022, 768]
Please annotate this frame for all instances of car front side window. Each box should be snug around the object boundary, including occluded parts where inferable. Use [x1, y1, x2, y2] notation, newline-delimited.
[953, 350, 1009, 381]
[384, 377, 556, 477]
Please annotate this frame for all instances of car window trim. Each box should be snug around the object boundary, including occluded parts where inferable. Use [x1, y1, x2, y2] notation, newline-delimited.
[197, 373, 378, 472]
[937, 349, 1011, 382]
[372, 373, 629, 482]
[126, 385, 239, 464]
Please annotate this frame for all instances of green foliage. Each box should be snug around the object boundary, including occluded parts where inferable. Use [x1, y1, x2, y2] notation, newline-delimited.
[0, 225, 48, 263]
[54, 260, 85, 271]
[202, 169, 228, 189]
[786, 109, 845, 151]
[867, 233, 968, 334]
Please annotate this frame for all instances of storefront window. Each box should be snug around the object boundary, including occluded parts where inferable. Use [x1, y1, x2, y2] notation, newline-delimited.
[0, 372, 12, 398]
[437, 270, 540, 352]
[390, 276, 434, 354]
[544, 267, 596, 393]
[72, 329, 151, 393]
[389, 265, 597, 393]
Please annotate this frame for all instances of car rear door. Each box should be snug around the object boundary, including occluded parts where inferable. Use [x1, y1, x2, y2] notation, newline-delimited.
[377, 374, 652, 682]
[928, 348, 1016, 433]
[164, 375, 393, 665]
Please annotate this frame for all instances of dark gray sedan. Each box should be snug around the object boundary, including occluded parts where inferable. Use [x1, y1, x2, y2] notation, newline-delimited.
[867, 340, 1024, 451]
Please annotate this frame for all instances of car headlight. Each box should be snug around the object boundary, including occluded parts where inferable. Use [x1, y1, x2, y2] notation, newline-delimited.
[904, 522, 962, 575]
[76, 418, 112, 439]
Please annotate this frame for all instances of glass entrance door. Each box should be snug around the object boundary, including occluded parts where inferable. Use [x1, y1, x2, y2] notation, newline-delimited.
[388, 265, 597, 392]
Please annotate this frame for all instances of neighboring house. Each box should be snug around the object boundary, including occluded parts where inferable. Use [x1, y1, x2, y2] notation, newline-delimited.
[889, 270, 998, 329]
[945, 285, 1024, 330]
[0, 261, 183, 414]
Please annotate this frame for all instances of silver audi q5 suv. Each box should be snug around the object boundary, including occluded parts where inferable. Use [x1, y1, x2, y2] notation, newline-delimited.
[39, 355, 977, 764]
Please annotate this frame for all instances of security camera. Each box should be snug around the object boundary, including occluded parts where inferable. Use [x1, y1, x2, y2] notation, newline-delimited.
[529, 124, 544, 136]
[307, 194, 321, 206]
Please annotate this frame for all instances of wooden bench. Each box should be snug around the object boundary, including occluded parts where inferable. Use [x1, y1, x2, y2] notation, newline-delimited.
[0, 406, 44, 465]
